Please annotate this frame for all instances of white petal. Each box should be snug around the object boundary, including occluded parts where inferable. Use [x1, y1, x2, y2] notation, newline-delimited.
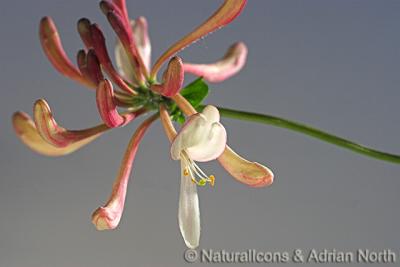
[170, 114, 208, 160]
[186, 122, 227, 162]
[202, 105, 220, 123]
[178, 161, 200, 249]
[115, 19, 151, 85]
[170, 106, 227, 162]
[132, 17, 151, 72]
[115, 39, 137, 84]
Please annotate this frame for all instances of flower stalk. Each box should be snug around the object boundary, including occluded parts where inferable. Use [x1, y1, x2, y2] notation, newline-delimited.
[210, 106, 400, 164]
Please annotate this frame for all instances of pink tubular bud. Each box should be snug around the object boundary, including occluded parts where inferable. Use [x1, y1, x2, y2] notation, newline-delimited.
[99, 1, 123, 19]
[151, 56, 184, 97]
[76, 50, 95, 88]
[90, 23, 136, 95]
[77, 18, 93, 49]
[86, 49, 104, 85]
[96, 80, 145, 128]
[91, 114, 158, 231]
[112, 0, 130, 24]
[39, 17, 90, 87]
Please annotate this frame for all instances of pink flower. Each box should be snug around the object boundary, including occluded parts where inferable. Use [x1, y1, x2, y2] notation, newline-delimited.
[12, 0, 273, 248]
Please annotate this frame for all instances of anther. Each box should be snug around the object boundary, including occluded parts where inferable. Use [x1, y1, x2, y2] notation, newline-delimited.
[183, 168, 189, 177]
[209, 175, 215, 187]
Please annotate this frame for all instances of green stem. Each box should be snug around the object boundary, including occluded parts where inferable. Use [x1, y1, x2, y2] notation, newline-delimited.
[206, 106, 400, 164]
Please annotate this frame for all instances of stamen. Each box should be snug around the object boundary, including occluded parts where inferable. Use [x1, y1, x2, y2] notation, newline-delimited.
[181, 150, 216, 187]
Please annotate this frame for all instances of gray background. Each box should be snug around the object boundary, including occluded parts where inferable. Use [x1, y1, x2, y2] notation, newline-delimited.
[1, 1, 400, 266]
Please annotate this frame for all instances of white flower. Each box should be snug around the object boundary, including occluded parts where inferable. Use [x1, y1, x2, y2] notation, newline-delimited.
[170, 105, 227, 248]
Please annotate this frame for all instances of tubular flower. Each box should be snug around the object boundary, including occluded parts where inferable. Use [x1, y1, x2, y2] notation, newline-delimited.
[169, 105, 227, 248]
[12, 0, 275, 249]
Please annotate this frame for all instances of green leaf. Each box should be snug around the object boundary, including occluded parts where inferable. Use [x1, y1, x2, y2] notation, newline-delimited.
[171, 111, 186, 124]
[180, 78, 209, 108]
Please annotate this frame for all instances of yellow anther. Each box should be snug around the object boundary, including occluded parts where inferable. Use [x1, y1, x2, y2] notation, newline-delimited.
[191, 178, 197, 184]
[183, 168, 189, 176]
[209, 175, 215, 187]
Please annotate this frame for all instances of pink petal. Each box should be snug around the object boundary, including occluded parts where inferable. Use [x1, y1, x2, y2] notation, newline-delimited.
[218, 146, 274, 188]
[39, 17, 91, 87]
[33, 99, 109, 147]
[151, 57, 184, 97]
[90, 24, 137, 95]
[151, 0, 247, 78]
[12, 112, 99, 157]
[96, 80, 140, 128]
[92, 114, 158, 230]
[183, 42, 248, 83]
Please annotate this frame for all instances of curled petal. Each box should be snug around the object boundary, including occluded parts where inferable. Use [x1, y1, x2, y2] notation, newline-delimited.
[90, 24, 137, 95]
[12, 112, 99, 156]
[92, 114, 158, 230]
[77, 18, 93, 49]
[40, 17, 91, 87]
[151, 0, 247, 78]
[218, 146, 274, 188]
[33, 99, 109, 147]
[151, 57, 184, 97]
[178, 160, 200, 249]
[96, 80, 142, 127]
[183, 42, 248, 83]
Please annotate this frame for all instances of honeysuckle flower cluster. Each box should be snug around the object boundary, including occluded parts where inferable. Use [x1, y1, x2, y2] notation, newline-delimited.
[12, 0, 274, 249]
